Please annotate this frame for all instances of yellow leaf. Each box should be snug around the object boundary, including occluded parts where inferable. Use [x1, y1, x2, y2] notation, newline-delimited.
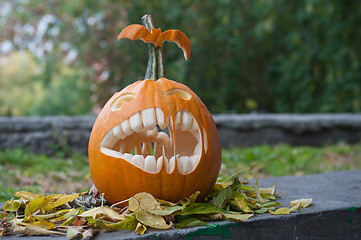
[129, 192, 162, 212]
[156, 199, 177, 207]
[78, 206, 125, 221]
[3, 199, 23, 212]
[222, 213, 253, 221]
[270, 207, 291, 215]
[136, 209, 172, 230]
[18, 218, 57, 230]
[290, 198, 312, 208]
[13, 226, 64, 236]
[24, 195, 53, 216]
[42, 192, 86, 212]
[14, 191, 42, 201]
[135, 222, 147, 235]
[259, 184, 276, 195]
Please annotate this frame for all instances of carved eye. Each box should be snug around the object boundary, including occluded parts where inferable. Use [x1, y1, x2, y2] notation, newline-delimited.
[110, 93, 136, 111]
[164, 89, 192, 100]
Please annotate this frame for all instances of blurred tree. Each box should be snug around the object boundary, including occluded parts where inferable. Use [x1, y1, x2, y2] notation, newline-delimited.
[0, 0, 360, 115]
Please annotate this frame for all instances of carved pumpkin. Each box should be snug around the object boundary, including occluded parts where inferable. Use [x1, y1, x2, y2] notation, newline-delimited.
[88, 15, 221, 205]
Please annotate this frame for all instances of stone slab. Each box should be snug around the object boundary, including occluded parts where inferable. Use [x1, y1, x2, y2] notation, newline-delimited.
[1, 114, 361, 155]
[2, 170, 361, 239]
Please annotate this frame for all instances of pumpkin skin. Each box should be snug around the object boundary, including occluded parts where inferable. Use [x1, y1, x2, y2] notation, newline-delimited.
[88, 78, 221, 205]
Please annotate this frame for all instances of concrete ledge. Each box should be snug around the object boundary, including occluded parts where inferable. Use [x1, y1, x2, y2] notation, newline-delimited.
[1, 114, 361, 155]
[2, 170, 361, 239]
[214, 113, 361, 147]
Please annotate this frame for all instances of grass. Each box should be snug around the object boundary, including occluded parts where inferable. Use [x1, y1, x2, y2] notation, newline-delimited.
[1, 142, 361, 202]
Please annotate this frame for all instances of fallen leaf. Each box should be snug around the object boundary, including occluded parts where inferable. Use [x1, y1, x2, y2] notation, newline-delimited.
[222, 212, 253, 221]
[42, 193, 87, 212]
[78, 205, 125, 221]
[212, 186, 232, 209]
[18, 218, 57, 230]
[13, 226, 64, 236]
[175, 217, 208, 229]
[94, 213, 137, 231]
[290, 198, 312, 208]
[136, 209, 172, 230]
[24, 195, 53, 216]
[2, 199, 23, 212]
[146, 206, 183, 216]
[175, 203, 226, 216]
[129, 192, 162, 212]
[270, 207, 291, 215]
[82, 228, 99, 239]
[134, 222, 147, 235]
[261, 201, 282, 208]
[14, 191, 42, 201]
[72, 216, 86, 226]
[66, 227, 83, 239]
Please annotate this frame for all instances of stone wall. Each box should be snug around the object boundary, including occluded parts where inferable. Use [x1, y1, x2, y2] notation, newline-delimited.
[0, 114, 360, 155]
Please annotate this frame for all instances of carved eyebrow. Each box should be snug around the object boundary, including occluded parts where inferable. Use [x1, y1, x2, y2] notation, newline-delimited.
[110, 93, 136, 111]
[164, 89, 192, 100]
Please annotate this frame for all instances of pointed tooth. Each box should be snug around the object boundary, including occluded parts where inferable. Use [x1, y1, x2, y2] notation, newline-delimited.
[101, 131, 118, 148]
[154, 143, 161, 159]
[168, 156, 176, 173]
[144, 156, 156, 172]
[190, 118, 199, 132]
[142, 142, 152, 156]
[130, 112, 143, 132]
[135, 144, 142, 155]
[100, 147, 123, 158]
[190, 155, 200, 169]
[122, 153, 133, 162]
[131, 155, 144, 169]
[112, 125, 126, 139]
[174, 111, 182, 130]
[179, 156, 192, 174]
[121, 119, 133, 136]
[181, 111, 192, 131]
[156, 132, 170, 147]
[142, 108, 156, 130]
[193, 142, 202, 155]
[156, 108, 168, 129]
[156, 156, 163, 172]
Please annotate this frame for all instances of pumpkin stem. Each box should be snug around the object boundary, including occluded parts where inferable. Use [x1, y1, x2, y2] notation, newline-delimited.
[142, 14, 165, 80]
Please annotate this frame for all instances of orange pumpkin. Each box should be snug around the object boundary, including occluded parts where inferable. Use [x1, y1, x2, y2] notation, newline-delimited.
[88, 15, 221, 205]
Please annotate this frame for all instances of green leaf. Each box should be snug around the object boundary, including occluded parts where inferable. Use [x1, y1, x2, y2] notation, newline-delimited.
[229, 198, 252, 213]
[261, 201, 282, 208]
[212, 186, 232, 209]
[175, 218, 208, 229]
[94, 213, 137, 231]
[146, 206, 183, 216]
[3, 199, 23, 212]
[175, 203, 227, 216]
[183, 191, 200, 206]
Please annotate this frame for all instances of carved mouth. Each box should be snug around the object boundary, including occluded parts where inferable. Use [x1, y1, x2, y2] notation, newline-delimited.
[100, 108, 202, 174]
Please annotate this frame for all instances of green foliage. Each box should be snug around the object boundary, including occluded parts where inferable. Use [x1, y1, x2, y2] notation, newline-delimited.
[1, 0, 361, 114]
[221, 143, 361, 178]
[0, 148, 91, 202]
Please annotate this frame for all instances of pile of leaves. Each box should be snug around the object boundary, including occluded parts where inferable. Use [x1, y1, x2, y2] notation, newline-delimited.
[0, 173, 312, 238]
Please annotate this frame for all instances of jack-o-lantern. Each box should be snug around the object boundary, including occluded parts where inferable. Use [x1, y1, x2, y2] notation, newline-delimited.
[88, 15, 221, 205]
